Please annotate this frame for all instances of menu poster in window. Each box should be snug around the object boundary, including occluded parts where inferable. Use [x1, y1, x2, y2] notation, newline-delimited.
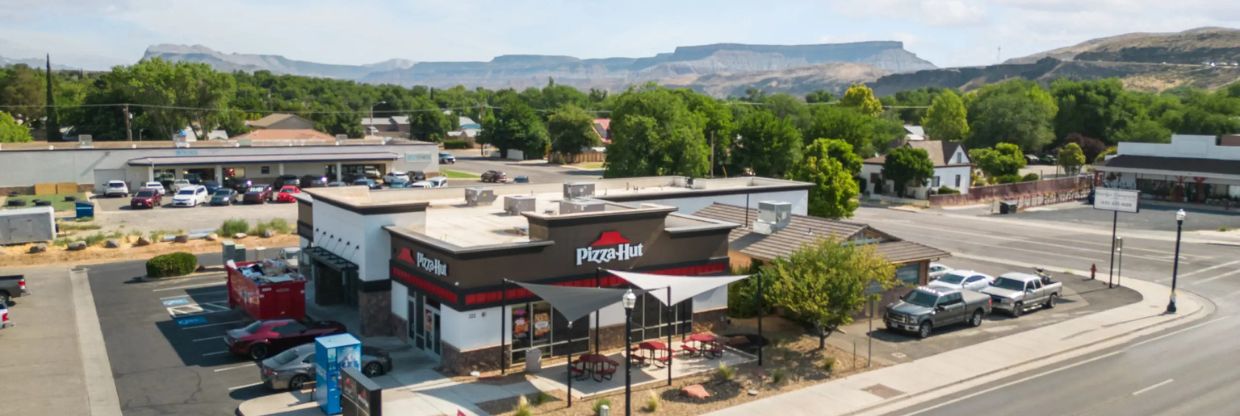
[512, 307, 528, 338]
[532, 312, 551, 341]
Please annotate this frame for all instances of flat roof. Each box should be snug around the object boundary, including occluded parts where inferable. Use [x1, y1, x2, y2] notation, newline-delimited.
[1097, 155, 1240, 177]
[0, 137, 433, 152]
[305, 176, 803, 248]
[127, 152, 400, 166]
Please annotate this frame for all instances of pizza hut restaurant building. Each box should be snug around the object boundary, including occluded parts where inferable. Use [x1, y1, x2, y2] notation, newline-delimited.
[296, 176, 811, 373]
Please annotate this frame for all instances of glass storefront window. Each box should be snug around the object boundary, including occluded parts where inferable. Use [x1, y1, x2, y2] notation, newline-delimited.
[896, 264, 920, 286]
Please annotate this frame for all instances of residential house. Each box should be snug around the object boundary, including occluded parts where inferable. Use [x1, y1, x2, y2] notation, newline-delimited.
[861, 140, 972, 198]
[246, 113, 316, 130]
[447, 116, 483, 145]
[361, 116, 411, 138]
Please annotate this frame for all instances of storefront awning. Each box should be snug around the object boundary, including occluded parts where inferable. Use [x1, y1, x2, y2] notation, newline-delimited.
[605, 269, 750, 306]
[510, 281, 643, 322]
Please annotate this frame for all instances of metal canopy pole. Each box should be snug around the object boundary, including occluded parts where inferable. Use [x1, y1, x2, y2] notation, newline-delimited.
[594, 268, 601, 354]
[667, 286, 672, 386]
[566, 321, 574, 408]
[500, 279, 507, 375]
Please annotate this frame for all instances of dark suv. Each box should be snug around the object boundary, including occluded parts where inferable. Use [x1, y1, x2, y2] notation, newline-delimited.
[272, 175, 301, 190]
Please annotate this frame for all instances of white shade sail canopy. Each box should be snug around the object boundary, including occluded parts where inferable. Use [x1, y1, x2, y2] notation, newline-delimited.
[511, 281, 644, 323]
[605, 269, 751, 306]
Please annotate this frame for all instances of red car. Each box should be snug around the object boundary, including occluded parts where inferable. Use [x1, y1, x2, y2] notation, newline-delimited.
[274, 185, 301, 203]
[224, 319, 347, 360]
[242, 185, 272, 204]
[129, 189, 162, 209]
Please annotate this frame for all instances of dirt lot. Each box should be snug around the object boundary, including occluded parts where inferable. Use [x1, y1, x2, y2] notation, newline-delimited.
[0, 234, 299, 268]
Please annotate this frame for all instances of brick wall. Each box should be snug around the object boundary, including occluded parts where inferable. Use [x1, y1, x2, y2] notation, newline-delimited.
[929, 175, 1091, 207]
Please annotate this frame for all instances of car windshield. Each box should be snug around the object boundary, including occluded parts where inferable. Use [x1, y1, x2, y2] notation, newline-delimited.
[280, 188, 295, 193]
[136, 190, 155, 197]
[213, 190, 231, 196]
[938, 272, 967, 284]
[992, 277, 1026, 290]
[176, 189, 195, 195]
[248, 186, 266, 193]
[904, 290, 939, 307]
[239, 321, 262, 334]
[268, 348, 302, 366]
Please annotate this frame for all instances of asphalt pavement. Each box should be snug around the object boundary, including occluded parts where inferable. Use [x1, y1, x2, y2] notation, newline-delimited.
[440, 152, 602, 185]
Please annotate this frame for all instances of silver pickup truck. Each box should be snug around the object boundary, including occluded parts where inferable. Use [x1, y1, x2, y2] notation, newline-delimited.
[885, 286, 992, 339]
[0, 275, 28, 305]
[982, 271, 1063, 317]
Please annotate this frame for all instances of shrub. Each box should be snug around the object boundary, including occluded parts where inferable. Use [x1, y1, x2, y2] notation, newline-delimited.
[716, 363, 735, 381]
[146, 252, 198, 278]
[644, 391, 661, 412]
[821, 356, 836, 374]
[1022, 173, 1040, 182]
[993, 174, 1023, 184]
[531, 391, 553, 406]
[935, 186, 960, 195]
[593, 398, 612, 416]
[514, 395, 531, 416]
[266, 218, 292, 234]
[770, 368, 786, 385]
[442, 140, 471, 149]
[218, 219, 249, 235]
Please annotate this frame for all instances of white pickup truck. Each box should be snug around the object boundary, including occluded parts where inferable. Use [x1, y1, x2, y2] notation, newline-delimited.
[981, 271, 1063, 317]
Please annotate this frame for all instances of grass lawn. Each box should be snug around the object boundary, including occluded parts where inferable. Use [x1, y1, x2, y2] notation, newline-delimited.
[441, 169, 481, 179]
[4, 192, 87, 212]
[571, 161, 604, 169]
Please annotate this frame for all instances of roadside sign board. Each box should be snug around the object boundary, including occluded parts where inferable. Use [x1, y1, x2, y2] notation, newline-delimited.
[865, 281, 884, 295]
[1093, 188, 1140, 213]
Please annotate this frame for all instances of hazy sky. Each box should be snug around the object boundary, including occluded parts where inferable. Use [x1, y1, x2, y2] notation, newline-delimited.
[2, 0, 1236, 70]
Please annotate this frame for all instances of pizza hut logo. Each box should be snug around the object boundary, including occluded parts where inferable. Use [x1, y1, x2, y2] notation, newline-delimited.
[576, 231, 644, 266]
[416, 252, 448, 277]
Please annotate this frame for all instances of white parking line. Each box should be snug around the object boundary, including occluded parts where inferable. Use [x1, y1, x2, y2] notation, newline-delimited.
[1179, 259, 1240, 279]
[193, 335, 224, 342]
[228, 382, 263, 391]
[181, 320, 243, 330]
[202, 350, 231, 357]
[152, 282, 224, 292]
[1132, 378, 1174, 396]
[213, 363, 256, 373]
[1190, 268, 1240, 286]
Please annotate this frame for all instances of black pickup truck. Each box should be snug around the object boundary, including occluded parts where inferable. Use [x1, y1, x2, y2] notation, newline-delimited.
[0, 275, 29, 305]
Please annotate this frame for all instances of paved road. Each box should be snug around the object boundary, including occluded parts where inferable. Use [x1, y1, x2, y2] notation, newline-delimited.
[854, 206, 1240, 416]
[440, 152, 602, 185]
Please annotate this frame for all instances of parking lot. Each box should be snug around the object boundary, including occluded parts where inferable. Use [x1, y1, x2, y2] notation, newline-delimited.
[441, 151, 602, 184]
[825, 256, 1141, 365]
[88, 195, 297, 234]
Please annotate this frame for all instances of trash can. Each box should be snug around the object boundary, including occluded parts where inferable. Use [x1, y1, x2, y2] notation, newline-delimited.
[525, 347, 543, 372]
[999, 201, 1019, 214]
[75, 201, 95, 219]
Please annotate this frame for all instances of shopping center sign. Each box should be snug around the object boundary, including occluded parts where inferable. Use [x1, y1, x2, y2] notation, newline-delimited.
[576, 231, 644, 266]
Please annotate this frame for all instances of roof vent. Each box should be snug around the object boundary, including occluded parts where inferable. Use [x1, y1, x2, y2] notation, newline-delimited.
[78, 134, 93, 148]
[753, 201, 791, 235]
[563, 182, 595, 200]
[464, 187, 497, 207]
[560, 198, 606, 214]
[504, 195, 536, 216]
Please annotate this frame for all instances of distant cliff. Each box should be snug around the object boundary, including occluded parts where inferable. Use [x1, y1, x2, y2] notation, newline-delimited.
[142, 44, 414, 80]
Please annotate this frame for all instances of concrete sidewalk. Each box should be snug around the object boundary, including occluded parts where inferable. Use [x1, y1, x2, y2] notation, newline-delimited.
[708, 278, 1211, 416]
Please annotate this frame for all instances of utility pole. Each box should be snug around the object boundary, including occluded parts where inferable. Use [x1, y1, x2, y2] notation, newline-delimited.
[709, 130, 715, 178]
[123, 104, 133, 141]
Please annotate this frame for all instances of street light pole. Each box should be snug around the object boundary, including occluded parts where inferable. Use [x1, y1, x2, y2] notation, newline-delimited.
[1168, 209, 1186, 313]
[622, 289, 636, 416]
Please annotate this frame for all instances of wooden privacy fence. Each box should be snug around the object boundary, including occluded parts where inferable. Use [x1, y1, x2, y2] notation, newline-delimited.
[930, 175, 1093, 208]
[548, 151, 605, 164]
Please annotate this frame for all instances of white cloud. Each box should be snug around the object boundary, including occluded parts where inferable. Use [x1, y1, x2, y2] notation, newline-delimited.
[920, 0, 987, 26]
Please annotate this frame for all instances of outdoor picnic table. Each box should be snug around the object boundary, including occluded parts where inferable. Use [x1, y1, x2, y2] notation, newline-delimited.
[638, 341, 673, 367]
[682, 333, 723, 358]
[572, 353, 618, 381]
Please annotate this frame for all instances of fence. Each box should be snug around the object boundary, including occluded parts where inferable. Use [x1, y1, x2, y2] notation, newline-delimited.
[930, 175, 1092, 208]
[548, 151, 605, 164]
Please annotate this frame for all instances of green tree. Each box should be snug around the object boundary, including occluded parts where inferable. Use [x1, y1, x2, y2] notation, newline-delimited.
[922, 90, 968, 141]
[674, 89, 734, 176]
[966, 80, 1058, 152]
[547, 105, 599, 158]
[407, 96, 450, 141]
[840, 84, 883, 117]
[805, 90, 834, 104]
[789, 139, 861, 218]
[733, 110, 803, 177]
[1050, 79, 1128, 142]
[0, 64, 45, 128]
[762, 238, 895, 349]
[605, 86, 708, 177]
[479, 91, 549, 159]
[803, 106, 903, 157]
[1111, 116, 1172, 143]
[968, 143, 1027, 178]
[882, 147, 934, 197]
[0, 111, 32, 142]
[1057, 143, 1086, 175]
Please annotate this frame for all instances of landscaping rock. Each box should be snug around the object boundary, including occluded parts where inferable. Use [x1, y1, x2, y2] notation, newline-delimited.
[104, 239, 121, 249]
[134, 236, 152, 247]
[233, 232, 247, 240]
[261, 229, 275, 238]
[747, 389, 758, 396]
[67, 241, 87, 251]
[174, 234, 190, 243]
[206, 233, 219, 242]
[28, 243, 47, 253]
[682, 384, 710, 400]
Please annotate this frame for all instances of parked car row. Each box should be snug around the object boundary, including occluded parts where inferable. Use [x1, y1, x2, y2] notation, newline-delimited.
[219, 318, 393, 391]
[885, 266, 1063, 338]
[129, 183, 304, 208]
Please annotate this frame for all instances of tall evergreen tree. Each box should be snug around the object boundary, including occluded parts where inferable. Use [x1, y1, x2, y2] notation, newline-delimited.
[45, 54, 60, 141]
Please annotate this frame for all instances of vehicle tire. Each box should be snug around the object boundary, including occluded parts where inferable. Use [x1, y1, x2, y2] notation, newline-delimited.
[969, 310, 983, 327]
[918, 322, 932, 339]
[288, 375, 308, 391]
[1012, 302, 1024, 317]
[363, 362, 384, 377]
[1045, 294, 1058, 309]
[248, 343, 269, 360]
[0, 291, 10, 305]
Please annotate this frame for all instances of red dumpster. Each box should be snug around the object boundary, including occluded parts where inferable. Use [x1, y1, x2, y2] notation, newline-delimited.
[226, 259, 306, 321]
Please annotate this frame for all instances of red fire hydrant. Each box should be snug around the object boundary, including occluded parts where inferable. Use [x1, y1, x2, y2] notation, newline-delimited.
[1090, 263, 1097, 280]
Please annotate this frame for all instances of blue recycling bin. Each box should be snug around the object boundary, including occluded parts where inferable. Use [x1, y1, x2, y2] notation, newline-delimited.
[315, 333, 361, 415]
[75, 201, 94, 219]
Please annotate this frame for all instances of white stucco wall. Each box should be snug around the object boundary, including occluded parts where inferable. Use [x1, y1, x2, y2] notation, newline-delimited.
[311, 200, 424, 282]
[1120, 135, 1240, 160]
[932, 166, 972, 194]
[391, 282, 408, 321]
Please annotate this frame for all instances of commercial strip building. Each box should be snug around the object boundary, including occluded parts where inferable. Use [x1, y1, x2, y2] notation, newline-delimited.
[1096, 134, 1240, 204]
[294, 176, 947, 374]
[0, 137, 438, 193]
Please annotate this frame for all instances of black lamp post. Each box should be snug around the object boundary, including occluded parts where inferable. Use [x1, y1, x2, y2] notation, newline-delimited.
[622, 289, 636, 416]
[1168, 209, 1186, 313]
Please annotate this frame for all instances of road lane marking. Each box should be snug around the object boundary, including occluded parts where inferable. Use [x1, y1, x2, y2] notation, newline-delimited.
[193, 335, 224, 342]
[181, 319, 243, 330]
[214, 363, 256, 373]
[1189, 268, 1240, 286]
[227, 382, 263, 391]
[1179, 259, 1240, 279]
[202, 350, 230, 357]
[876, 221, 1180, 264]
[152, 282, 224, 292]
[1132, 379, 1174, 396]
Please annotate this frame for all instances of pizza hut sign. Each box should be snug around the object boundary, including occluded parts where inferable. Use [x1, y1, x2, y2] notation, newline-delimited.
[416, 252, 448, 277]
[576, 231, 644, 266]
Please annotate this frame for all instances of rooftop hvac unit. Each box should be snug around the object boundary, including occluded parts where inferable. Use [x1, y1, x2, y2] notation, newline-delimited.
[503, 195, 536, 215]
[464, 188, 497, 207]
[753, 201, 792, 235]
[560, 199, 606, 214]
[563, 182, 595, 200]
[78, 134, 93, 148]
[335, 134, 347, 145]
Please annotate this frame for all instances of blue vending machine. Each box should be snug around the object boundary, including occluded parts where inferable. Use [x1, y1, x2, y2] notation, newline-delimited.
[315, 333, 362, 415]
